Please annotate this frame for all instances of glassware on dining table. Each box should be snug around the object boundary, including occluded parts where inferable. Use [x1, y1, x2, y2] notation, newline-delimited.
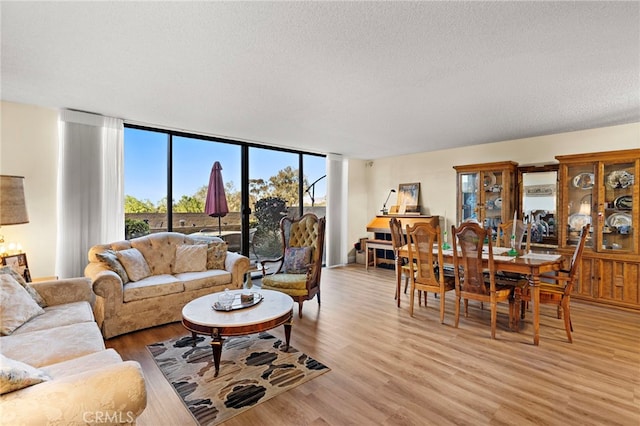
[442, 230, 451, 250]
[508, 234, 518, 256]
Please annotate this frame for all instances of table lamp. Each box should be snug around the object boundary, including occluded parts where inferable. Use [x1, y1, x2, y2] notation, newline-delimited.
[0, 175, 29, 244]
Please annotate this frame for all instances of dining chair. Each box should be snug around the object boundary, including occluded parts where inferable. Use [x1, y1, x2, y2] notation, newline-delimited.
[389, 217, 417, 299]
[519, 223, 590, 343]
[406, 222, 455, 322]
[495, 219, 532, 285]
[496, 219, 532, 253]
[260, 213, 326, 318]
[451, 221, 517, 339]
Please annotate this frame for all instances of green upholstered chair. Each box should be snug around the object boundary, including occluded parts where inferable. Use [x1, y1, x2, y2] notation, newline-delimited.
[260, 213, 326, 318]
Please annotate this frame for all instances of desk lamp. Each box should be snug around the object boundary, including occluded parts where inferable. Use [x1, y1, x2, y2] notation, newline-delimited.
[381, 189, 396, 215]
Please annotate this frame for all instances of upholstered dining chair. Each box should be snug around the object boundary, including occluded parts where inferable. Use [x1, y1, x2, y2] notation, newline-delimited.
[389, 217, 415, 298]
[496, 219, 532, 253]
[260, 213, 326, 318]
[451, 221, 517, 339]
[519, 224, 590, 343]
[406, 222, 455, 322]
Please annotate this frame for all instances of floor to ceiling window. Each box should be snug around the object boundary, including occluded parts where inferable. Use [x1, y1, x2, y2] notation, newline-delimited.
[124, 125, 326, 265]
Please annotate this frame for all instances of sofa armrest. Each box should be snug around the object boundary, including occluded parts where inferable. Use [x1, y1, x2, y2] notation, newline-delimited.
[84, 264, 125, 322]
[29, 277, 94, 307]
[0, 361, 147, 425]
[224, 251, 250, 288]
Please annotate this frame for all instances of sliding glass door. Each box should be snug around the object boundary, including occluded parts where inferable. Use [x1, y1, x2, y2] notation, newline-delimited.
[124, 125, 325, 264]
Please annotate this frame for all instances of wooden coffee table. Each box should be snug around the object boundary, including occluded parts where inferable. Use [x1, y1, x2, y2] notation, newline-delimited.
[181, 289, 294, 377]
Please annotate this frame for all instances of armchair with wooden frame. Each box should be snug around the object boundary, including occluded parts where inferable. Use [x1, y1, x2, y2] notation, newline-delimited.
[451, 221, 518, 339]
[519, 223, 590, 343]
[405, 222, 455, 322]
[260, 213, 326, 318]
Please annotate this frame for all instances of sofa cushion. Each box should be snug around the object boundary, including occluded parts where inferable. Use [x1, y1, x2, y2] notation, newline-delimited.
[174, 244, 207, 273]
[0, 354, 51, 395]
[95, 250, 129, 284]
[283, 246, 311, 274]
[0, 275, 45, 336]
[204, 241, 228, 270]
[177, 270, 233, 292]
[0, 322, 106, 368]
[0, 265, 46, 307]
[131, 233, 185, 275]
[11, 301, 94, 335]
[123, 274, 184, 302]
[116, 248, 151, 282]
[41, 349, 122, 379]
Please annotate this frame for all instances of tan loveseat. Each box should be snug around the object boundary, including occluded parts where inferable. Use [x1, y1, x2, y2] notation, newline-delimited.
[85, 232, 250, 339]
[0, 276, 146, 425]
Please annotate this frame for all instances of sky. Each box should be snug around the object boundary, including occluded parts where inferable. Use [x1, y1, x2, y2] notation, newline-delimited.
[124, 127, 326, 205]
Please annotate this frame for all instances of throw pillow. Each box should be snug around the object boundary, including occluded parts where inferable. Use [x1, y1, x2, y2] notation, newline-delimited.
[174, 244, 207, 273]
[0, 275, 45, 336]
[204, 242, 227, 270]
[0, 266, 46, 308]
[0, 354, 51, 395]
[116, 248, 151, 282]
[95, 250, 130, 283]
[283, 246, 311, 274]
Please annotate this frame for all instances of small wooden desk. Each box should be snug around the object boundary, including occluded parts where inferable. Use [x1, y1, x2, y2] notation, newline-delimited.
[365, 239, 393, 270]
[397, 245, 563, 346]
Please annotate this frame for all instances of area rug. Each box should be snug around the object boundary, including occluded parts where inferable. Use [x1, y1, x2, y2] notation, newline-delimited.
[147, 332, 330, 425]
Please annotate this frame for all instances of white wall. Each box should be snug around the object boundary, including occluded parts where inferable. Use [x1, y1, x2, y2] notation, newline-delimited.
[349, 122, 640, 249]
[2, 100, 638, 274]
[1, 101, 59, 278]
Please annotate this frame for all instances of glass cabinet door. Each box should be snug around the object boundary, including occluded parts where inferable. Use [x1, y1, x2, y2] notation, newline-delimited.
[481, 170, 504, 235]
[565, 164, 595, 249]
[459, 172, 479, 222]
[601, 161, 634, 252]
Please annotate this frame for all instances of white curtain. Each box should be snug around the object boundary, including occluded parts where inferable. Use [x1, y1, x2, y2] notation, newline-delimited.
[325, 153, 348, 267]
[56, 110, 124, 278]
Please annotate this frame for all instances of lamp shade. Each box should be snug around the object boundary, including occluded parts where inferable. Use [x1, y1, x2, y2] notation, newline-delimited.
[0, 175, 29, 225]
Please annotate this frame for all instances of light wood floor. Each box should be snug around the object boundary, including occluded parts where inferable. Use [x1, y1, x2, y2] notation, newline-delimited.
[107, 265, 640, 426]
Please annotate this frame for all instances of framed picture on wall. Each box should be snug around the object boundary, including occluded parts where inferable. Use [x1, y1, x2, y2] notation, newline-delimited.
[1, 253, 31, 282]
[396, 182, 420, 213]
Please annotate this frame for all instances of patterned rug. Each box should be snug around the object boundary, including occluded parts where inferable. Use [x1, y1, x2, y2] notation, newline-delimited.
[147, 332, 330, 425]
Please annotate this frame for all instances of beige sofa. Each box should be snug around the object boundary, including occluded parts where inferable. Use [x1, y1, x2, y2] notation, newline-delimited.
[85, 232, 250, 339]
[0, 276, 146, 425]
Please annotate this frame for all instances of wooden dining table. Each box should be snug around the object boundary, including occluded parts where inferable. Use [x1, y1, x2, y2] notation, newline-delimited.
[396, 244, 564, 345]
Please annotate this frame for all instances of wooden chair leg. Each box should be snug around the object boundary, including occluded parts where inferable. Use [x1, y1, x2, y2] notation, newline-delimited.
[454, 296, 461, 328]
[439, 292, 446, 324]
[491, 303, 497, 339]
[409, 286, 415, 317]
[562, 298, 573, 343]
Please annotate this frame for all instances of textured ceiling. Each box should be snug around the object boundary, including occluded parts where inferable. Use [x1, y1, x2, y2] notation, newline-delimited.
[2, 1, 639, 159]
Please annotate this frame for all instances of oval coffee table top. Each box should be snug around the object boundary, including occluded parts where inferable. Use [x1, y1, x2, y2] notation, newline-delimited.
[182, 289, 293, 328]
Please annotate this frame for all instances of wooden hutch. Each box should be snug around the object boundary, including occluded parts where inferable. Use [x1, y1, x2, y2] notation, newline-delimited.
[556, 149, 640, 310]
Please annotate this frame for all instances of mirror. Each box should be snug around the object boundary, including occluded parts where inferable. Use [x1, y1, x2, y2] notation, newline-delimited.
[518, 164, 559, 248]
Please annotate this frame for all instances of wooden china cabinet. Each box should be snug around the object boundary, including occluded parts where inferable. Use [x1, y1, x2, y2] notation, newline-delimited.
[454, 161, 518, 237]
[556, 149, 640, 310]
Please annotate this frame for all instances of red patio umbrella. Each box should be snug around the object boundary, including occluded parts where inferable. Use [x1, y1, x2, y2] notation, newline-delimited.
[205, 161, 229, 236]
